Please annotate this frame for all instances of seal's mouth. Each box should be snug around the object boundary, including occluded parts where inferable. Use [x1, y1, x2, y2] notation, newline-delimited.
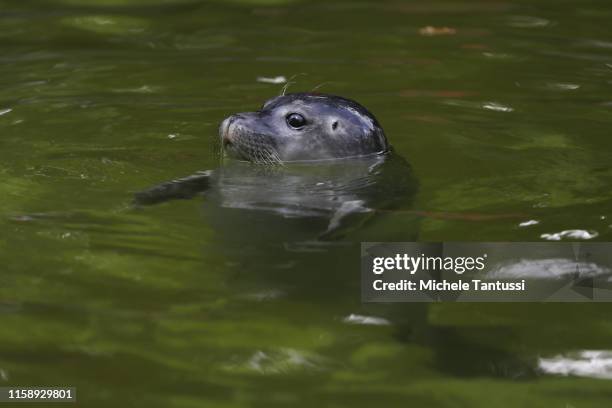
[219, 115, 282, 165]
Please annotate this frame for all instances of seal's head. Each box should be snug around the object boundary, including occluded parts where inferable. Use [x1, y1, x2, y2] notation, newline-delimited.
[219, 93, 388, 164]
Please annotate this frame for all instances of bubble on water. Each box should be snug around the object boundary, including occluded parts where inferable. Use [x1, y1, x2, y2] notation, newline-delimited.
[539, 350, 612, 379]
[343, 314, 390, 326]
[519, 220, 539, 227]
[541, 229, 599, 241]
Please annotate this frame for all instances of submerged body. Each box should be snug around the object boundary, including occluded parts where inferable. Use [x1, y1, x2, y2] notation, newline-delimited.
[204, 154, 416, 242]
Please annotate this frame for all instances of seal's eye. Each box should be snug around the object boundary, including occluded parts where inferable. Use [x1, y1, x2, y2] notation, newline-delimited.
[286, 113, 306, 129]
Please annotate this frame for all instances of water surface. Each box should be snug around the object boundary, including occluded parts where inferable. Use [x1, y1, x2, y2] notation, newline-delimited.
[1, 0, 612, 406]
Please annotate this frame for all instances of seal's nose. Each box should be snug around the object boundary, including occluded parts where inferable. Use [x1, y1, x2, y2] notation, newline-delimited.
[219, 114, 245, 148]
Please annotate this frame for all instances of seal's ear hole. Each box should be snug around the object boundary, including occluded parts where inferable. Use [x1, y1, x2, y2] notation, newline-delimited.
[332, 121, 338, 130]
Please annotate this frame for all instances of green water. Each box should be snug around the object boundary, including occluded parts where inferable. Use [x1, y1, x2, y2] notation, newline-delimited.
[1, 0, 612, 406]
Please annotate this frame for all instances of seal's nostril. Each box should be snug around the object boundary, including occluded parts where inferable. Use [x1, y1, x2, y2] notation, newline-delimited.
[229, 114, 245, 125]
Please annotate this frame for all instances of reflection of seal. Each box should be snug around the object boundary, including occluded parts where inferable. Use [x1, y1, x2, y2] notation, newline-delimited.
[219, 93, 388, 163]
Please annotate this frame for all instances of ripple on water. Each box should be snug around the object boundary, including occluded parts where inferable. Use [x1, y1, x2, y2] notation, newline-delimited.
[57, 0, 194, 5]
[61, 15, 150, 36]
[506, 15, 551, 28]
[539, 350, 612, 380]
[342, 314, 390, 326]
[481, 52, 515, 60]
[515, 81, 581, 91]
[443, 100, 514, 112]
[256, 76, 287, 84]
[242, 289, 286, 301]
[540, 229, 599, 241]
[223, 348, 328, 375]
[481, 102, 514, 112]
[580, 40, 612, 50]
[546, 82, 581, 90]
[488, 258, 610, 279]
[111, 85, 161, 94]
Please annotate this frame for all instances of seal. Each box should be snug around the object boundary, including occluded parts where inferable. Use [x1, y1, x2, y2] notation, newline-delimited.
[219, 93, 389, 163]
[134, 92, 416, 239]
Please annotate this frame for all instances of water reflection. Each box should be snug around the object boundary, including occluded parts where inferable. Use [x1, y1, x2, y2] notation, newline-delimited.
[135, 153, 419, 303]
[136, 153, 418, 244]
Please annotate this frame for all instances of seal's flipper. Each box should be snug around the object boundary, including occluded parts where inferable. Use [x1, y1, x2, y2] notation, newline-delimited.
[133, 170, 212, 206]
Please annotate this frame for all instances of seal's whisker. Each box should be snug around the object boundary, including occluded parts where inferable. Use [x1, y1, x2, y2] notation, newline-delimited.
[280, 73, 307, 96]
[281, 81, 293, 96]
[231, 132, 283, 166]
[311, 82, 331, 92]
